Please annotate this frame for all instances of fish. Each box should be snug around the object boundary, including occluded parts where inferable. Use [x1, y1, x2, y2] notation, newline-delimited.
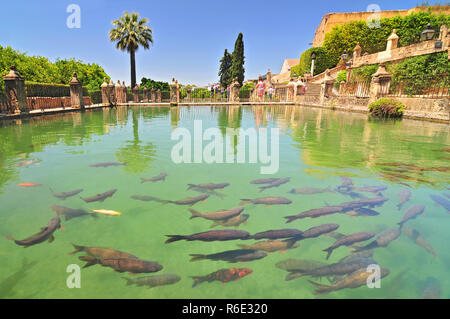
[353, 228, 401, 252]
[344, 207, 380, 217]
[240, 197, 292, 206]
[299, 224, 340, 239]
[189, 249, 267, 263]
[340, 176, 353, 186]
[90, 209, 121, 216]
[81, 189, 117, 203]
[250, 178, 280, 185]
[348, 186, 387, 194]
[89, 162, 126, 168]
[338, 249, 374, 264]
[258, 178, 290, 192]
[167, 194, 209, 206]
[398, 205, 425, 227]
[189, 206, 244, 221]
[51, 205, 94, 221]
[289, 187, 333, 195]
[79, 256, 163, 274]
[130, 195, 166, 203]
[237, 239, 299, 253]
[210, 214, 250, 228]
[69, 244, 138, 259]
[50, 188, 83, 200]
[18, 183, 42, 187]
[290, 257, 377, 280]
[140, 172, 167, 183]
[397, 190, 412, 211]
[122, 274, 181, 289]
[5, 217, 62, 247]
[191, 268, 252, 287]
[429, 195, 450, 214]
[308, 267, 390, 295]
[323, 231, 376, 260]
[165, 229, 250, 244]
[275, 259, 327, 273]
[401, 226, 437, 257]
[252, 229, 303, 240]
[188, 186, 226, 199]
[324, 232, 346, 240]
[338, 197, 389, 210]
[421, 277, 441, 299]
[284, 206, 344, 223]
[187, 183, 230, 190]
[15, 159, 40, 167]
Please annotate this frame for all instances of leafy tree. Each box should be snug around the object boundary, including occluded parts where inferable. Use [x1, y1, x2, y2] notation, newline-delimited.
[140, 77, 170, 90]
[218, 49, 233, 88]
[109, 12, 153, 89]
[231, 33, 245, 86]
[298, 47, 334, 76]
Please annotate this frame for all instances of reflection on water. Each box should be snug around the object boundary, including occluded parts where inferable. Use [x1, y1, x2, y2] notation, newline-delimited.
[0, 105, 448, 299]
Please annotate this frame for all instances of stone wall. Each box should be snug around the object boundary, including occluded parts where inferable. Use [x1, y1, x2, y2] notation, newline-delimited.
[313, 5, 450, 47]
[27, 96, 92, 110]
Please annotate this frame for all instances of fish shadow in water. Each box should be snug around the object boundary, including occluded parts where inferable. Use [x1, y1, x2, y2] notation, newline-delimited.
[0, 258, 38, 298]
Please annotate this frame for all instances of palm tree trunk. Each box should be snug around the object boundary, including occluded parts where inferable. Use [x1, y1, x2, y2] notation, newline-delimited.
[130, 48, 136, 89]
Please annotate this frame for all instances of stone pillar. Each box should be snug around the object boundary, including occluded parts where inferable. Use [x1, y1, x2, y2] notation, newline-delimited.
[353, 42, 362, 59]
[133, 84, 139, 103]
[320, 69, 335, 105]
[186, 87, 191, 102]
[121, 81, 127, 103]
[150, 88, 156, 103]
[170, 78, 178, 106]
[176, 80, 180, 104]
[386, 29, 399, 51]
[143, 87, 149, 102]
[369, 63, 392, 104]
[3, 66, 27, 114]
[231, 77, 240, 103]
[156, 89, 162, 103]
[101, 78, 109, 106]
[115, 80, 123, 103]
[69, 72, 84, 109]
[108, 80, 116, 105]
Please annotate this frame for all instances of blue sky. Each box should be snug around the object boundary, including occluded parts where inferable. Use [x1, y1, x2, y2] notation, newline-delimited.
[2, 0, 423, 86]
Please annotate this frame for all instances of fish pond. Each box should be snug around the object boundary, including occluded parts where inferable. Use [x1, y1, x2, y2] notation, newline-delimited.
[0, 105, 449, 299]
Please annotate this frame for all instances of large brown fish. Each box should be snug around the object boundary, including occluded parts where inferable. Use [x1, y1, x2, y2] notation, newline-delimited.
[252, 229, 303, 240]
[275, 259, 327, 273]
[130, 195, 166, 203]
[397, 190, 412, 211]
[79, 256, 162, 274]
[6, 217, 62, 247]
[69, 244, 138, 259]
[353, 228, 401, 252]
[402, 226, 437, 257]
[348, 186, 387, 194]
[122, 274, 181, 288]
[191, 268, 252, 287]
[141, 172, 167, 183]
[250, 178, 280, 185]
[240, 197, 292, 206]
[299, 224, 340, 239]
[188, 186, 226, 199]
[289, 187, 333, 195]
[338, 249, 374, 264]
[189, 207, 244, 221]
[323, 231, 376, 260]
[81, 189, 117, 203]
[338, 197, 389, 210]
[189, 249, 267, 263]
[50, 188, 83, 200]
[210, 214, 250, 228]
[168, 194, 209, 206]
[187, 183, 229, 190]
[238, 239, 299, 253]
[258, 178, 290, 192]
[398, 205, 425, 227]
[290, 257, 376, 280]
[51, 205, 95, 221]
[89, 162, 126, 168]
[309, 267, 390, 295]
[284, 206, 344, 223]
[165, 229, 250, 244]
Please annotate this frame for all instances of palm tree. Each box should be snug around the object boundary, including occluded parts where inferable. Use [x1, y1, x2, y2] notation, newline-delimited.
[109, 12, 153, 89]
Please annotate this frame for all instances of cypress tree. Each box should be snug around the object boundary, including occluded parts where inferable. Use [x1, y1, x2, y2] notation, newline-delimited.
[231, 33, 245, 86]
[218, 49, 233, 88]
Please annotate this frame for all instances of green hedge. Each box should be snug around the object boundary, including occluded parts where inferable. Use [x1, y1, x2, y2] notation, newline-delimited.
[298, 47, 334, 77]
[323, 11, 450, 68]
[25, 82, 89, 97]
[369, 98, 406, 118]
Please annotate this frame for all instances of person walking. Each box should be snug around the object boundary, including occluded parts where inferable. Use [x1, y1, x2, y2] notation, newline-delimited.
[288, 78, 295, 101]
[267, 86, 274, 101]
[256, 76, 266, 102]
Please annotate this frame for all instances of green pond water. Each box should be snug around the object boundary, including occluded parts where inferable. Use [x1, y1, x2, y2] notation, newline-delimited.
[0, 105, 449, 299]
